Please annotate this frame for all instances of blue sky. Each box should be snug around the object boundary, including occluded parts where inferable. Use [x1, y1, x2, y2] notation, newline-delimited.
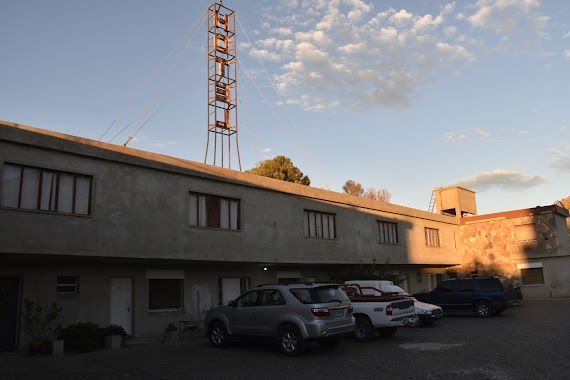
[1, 0, 569, 214]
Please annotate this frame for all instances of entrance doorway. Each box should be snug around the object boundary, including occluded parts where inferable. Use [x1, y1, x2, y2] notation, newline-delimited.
[110, 277, 133, 335]
[0, 276, 22, 351]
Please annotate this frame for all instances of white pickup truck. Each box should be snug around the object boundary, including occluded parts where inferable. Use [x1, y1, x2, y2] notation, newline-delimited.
[342, 281, 417, 342]
[348, 280, 443, 327]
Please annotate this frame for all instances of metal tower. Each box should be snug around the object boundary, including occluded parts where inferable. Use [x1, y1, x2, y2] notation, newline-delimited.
[204, 2, 241, 170]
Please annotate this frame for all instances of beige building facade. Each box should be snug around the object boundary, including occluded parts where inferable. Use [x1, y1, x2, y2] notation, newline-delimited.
[0, 120, 568, 350]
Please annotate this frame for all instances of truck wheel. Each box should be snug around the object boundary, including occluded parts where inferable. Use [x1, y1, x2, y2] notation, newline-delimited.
[354, 316, 375, 342]
[378, 327, 397, 337]
[279, 325, 305, 356]
[208, 321, 230, 348]
[475, 301, 492, 318]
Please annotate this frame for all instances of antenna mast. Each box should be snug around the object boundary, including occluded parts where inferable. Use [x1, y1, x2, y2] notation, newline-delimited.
[204, 1, 241, 170]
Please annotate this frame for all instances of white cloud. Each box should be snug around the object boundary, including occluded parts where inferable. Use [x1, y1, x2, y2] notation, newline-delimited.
[151, 141, 177, 148]
[452, 170, 547, 191]
[547, 148, 570, 172]
[466, 0, 549, 38]
[248, 0, 549, 111]
[250, 0, 478, 110]
[563, 50, 570, 59]
[249, 48, 281, 62]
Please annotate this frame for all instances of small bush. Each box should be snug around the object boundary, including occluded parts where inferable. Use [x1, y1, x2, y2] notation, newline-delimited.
[58, 322, 101, 352]
[101, 324, 131, 345]
[165, 323, 178, 332]
[58, 322, 132, 352]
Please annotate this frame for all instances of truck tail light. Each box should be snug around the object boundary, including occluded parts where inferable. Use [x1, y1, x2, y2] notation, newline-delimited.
[386, 305, 393, 316]
[311, 308, 330, 317]
[347, 305, 353, 314]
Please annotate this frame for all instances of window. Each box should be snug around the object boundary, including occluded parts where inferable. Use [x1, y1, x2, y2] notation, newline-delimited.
[303, 210, 336, 239]
[457, 279, 473, 292]
[148, 279, 183, 311]
[478, 278, 501, 291]
[236, 291, 259, 307]
[425, 227, 440, 247]
[189, 192, 240, 230]
[515, 224, 537, 242]
[435, 280, 454, 293]
[378, 221, 398, 244]
[261, 290, 286, 306]
[518, 263, 544, 285]
[416, 273, 422, 284]
[1, 163, 92, 215]
[57, 276, 79, 294]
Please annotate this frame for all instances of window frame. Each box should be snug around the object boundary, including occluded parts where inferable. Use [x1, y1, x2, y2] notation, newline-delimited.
[148, 278, 184, 312]
[303, 210, 336, 239]
[188, 191, 241, 230]
[517, 262, 545, 286]
[56, 276, 79, 295]
[424, 227, 441, 247]
[377, 220, 399, 244]
[1, 162, 92, 216]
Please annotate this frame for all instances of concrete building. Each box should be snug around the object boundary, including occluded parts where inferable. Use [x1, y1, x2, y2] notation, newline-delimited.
[1, 120, 568, 350]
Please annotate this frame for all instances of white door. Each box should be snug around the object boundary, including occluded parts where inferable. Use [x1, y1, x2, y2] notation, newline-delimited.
[222, 278, 241, 305]
[110, 277, 133, 335]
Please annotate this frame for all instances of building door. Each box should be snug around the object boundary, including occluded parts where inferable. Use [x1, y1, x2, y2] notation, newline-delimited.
[221, 278, 241, 305]
[110, 277, 133, 335]
[0, 276, 21, 351]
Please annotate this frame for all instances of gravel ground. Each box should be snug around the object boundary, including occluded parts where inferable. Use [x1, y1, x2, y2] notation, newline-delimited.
[1, 298, 569, 380]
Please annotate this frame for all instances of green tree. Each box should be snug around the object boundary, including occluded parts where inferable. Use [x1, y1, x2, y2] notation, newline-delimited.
[342, 180, 364, 196]
[342, 180, 391, 202]
[246, 156, 310, 185]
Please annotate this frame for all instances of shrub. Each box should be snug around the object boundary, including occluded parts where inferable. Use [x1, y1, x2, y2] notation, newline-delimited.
[22, 299, 62, 341]
[101, 324, 131, 345]
[165, 323, 178, 332]
[58, 322, 101, 352]
[58, 322, 132, 352]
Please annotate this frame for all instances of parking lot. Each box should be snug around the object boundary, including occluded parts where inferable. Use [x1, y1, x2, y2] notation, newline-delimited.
[1, 298, 569, 379]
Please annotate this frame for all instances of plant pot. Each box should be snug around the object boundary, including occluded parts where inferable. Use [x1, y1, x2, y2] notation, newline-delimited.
[52, 340, 64, 356]
[164, 330, 178, 343]
[29, 340, 42, 356]
[104, 335, 122, 350]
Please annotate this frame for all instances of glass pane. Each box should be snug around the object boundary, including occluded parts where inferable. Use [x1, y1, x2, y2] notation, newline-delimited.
[148, 279, 182, 310]
[21, 167, 40, 209]
[40, 171, 58, 211]
[315, 213, 322, 237]
[220, 199, 229, 229]
[303, 211, 309, 236]
[189, 194, 198, 226]
[322, 214, 329, 238]
[0, 164, 21, 208]
[74, 176, 91, 215]
[328, 214, 335, 239]
[198, 195, 207, 226]
[521, 268, 544, 285]
[309, 212, 316, 237]
[230, 200, 239, 229]
[57, 174, 74, 213]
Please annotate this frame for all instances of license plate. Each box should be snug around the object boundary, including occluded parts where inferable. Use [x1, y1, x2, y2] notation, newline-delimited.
[335, 309, 344, 317]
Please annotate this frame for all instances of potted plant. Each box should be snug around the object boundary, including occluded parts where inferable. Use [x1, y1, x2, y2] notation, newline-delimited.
[22, 299, 62, 355]
[102, 324, 130, 349]
[164, 322, 178, 343]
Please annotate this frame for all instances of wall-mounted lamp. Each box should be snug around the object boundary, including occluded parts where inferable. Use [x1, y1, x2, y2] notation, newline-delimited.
[263, 267, 268, 271]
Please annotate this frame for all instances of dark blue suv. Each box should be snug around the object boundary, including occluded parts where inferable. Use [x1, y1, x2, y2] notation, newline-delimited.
[413, 277, 518, 318]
